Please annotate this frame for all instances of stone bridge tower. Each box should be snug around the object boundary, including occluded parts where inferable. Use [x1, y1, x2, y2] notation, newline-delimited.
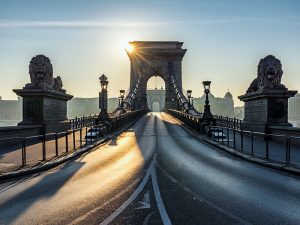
[127, 41, 186, 110]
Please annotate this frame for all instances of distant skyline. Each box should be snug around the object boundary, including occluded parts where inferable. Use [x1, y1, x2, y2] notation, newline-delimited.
[0, 0, 300, 106]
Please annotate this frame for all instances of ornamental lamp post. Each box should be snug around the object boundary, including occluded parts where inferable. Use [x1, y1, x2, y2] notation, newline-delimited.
[202, 81, 213, 120]
[187, 90, 192, 107]
[98, 74, 109, 123]
[119, 89, 125, 107]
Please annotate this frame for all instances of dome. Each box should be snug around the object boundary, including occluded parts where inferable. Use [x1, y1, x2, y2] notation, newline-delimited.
[224, 91, 233, 98]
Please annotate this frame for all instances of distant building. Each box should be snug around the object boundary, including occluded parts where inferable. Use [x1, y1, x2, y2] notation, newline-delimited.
[289, 93, 300, 122]
[0, 96, 121, 127]
[67, 97, 119, 118]
[147, 87, 165, 112]
[0, 97, 22, 126]
[193, 91, 234, 117]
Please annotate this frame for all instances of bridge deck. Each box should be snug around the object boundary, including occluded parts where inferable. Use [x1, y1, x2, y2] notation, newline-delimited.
[0, 113, 299, 224]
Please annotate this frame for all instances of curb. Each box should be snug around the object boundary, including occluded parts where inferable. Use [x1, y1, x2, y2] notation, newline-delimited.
[0, 116, 144, 182]
[167, 114, 300, 176]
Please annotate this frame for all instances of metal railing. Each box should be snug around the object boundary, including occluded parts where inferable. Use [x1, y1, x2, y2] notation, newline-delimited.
[70, 115, 98, 130]
[0, 128, 87, 168]
[168, 109, 300, 168]
[213, 115, 242, 130]
[209, 125, 300, 166]
[167, 109, 203, 131]
[0, 109, 147, 173]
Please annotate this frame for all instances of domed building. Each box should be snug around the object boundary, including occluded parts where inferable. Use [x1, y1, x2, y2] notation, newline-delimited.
[193, 90, 234, 117]
[224, 91, 233, 99]
[288, 93, 300, 122]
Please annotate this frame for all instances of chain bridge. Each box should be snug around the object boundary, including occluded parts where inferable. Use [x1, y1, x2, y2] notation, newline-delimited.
[0, 41, 299, 225]
[115, 41, 199, 116]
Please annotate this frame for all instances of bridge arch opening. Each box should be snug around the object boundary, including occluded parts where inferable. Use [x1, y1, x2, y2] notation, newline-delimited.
[146, 76, 165, 112]
[152, 102, 160, 112]
[127, 41, 187, 111]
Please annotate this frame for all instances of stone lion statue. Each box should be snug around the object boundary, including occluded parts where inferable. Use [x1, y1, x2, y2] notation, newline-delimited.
[246, 55, 286, 93]
[25, 54, 64, 92]
[53, 76, 66, 93]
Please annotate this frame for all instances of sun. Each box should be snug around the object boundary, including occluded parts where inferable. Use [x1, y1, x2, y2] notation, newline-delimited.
[125, 43, 134, 53]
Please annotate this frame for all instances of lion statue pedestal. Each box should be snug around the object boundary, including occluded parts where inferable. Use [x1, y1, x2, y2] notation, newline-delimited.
[13, 55, 73, 134]
[238, 55, 297, 132]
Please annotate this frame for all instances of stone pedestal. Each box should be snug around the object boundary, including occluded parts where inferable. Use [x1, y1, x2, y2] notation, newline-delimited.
[13, 89, 73, 133]
[238, 90, 297, 132]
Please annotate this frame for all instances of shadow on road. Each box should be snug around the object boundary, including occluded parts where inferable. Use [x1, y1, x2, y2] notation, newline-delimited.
[0, 160, 85, 224]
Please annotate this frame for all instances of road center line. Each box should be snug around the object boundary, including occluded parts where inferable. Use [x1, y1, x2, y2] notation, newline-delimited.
[151, 155, 172, 225]
[99, 156, 154, 225]
[100, 115, 173, 225]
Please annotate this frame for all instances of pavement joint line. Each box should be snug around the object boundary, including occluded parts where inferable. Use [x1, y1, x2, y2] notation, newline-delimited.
[0, 117, 144, 182]
[166, 113, 300, 176]
[156, 164, 252, 225]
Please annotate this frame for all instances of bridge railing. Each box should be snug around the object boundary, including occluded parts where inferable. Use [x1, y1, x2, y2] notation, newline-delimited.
[167, 110, 300, 168]
[167, 109, 203, 131]
[109, 109, 147, 132]
[213, 115, 242, 130]
[0, 109, 148, 173]
[70, 115, 99, 130]
[208, 125, 300, 167]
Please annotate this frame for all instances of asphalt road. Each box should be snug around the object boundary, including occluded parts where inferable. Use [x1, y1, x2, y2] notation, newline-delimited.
[0, 113, 299, 225]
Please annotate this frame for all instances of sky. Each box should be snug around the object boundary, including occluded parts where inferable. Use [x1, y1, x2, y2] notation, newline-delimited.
[0, 0, 300, 106]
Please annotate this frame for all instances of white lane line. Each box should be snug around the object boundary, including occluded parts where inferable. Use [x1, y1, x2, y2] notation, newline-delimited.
[99, 158, 154, 225]
[151, 155, 172, 225]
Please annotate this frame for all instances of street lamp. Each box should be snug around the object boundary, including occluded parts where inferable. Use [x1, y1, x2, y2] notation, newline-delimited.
[98, 74, 109, 123]
[202, 81, 213, 119]
[187, 90, 192, 107]
[119, 90, 125, 107]
[99, 74, 109, 91]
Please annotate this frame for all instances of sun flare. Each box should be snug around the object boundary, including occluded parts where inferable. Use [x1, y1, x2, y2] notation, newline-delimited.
[125, 43, 134, 52]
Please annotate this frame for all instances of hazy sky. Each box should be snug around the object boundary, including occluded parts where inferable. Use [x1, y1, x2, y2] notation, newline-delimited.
[0, 0, 300, 106]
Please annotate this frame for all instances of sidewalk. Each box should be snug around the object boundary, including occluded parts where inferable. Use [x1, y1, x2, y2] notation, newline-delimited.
[0, 129, 88, 173]
[0, 116, 143, 180]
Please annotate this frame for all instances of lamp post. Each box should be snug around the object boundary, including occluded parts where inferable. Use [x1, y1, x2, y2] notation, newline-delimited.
[202, 81, 213, 119]
[187, 90, 192, 107]
[119, 90, 125, 108]
[98, 74, 109, 123]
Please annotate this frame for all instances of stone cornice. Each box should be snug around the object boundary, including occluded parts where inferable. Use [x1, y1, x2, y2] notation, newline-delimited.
[13, 89, 74, 100]
[239, 90, 298, 101]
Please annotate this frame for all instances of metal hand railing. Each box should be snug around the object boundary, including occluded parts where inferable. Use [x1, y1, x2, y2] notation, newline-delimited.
[0, 109, 148, 173]
[168, 109, 300, 168]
